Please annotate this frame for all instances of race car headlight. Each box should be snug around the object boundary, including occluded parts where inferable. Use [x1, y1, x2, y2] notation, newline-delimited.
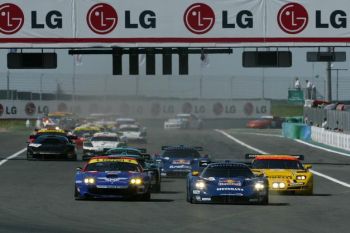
[130, 178, 142, 185]
[195, 181, 206, 189]
[254, 183, 265, 191]
[272, 182, 286, 189]
[297, 175, 306, 180]
[84, 177, 95, 184]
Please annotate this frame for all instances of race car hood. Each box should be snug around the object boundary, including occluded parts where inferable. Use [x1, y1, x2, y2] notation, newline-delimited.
[122, 132, 142, 139]
[252, 169, 299, 179]
[161, 157, 193, 170]
[83, 171, 140, 186]
[91, 141, 120, 149]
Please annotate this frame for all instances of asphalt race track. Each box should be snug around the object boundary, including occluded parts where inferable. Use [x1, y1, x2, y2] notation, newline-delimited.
[0, 128, 350, 233]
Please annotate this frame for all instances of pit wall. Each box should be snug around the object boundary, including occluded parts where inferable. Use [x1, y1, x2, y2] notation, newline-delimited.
[0, 99, 270, 120]
[282, 123, 350, 152]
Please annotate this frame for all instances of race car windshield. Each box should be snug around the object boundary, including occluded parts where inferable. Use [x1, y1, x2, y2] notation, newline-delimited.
[252, 160, 304, 169]
[119, 127, 140, 132]
[106, 149, 141, 156]
[35, 136, 69, 145]
[202, 166, 254, 178]
[91, 137, 119, 142]
[163, 149, 200, 158]
[85, 162, 140, 172]
[73, 130, 97, 137]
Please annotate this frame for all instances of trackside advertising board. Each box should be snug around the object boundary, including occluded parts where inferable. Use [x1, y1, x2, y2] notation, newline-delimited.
[0, 0, 350, 47]
[0, 100, 270, 119]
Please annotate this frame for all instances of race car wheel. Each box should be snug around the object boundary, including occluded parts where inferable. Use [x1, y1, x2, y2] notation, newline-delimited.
[27, 152, 35, 161]
[259, 195, 269, 205]
[74, 186, 84, 200]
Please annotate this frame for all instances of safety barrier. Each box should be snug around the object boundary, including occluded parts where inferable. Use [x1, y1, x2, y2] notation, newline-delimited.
[282, 123, 311, 140]
[311, 126, 350, 151]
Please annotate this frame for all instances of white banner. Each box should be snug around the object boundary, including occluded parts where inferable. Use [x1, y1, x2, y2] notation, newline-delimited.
[0, 0, 350, 47]
[0, 99, 270, 119]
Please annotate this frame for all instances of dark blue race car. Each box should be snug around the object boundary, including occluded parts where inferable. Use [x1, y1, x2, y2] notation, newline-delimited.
[187, 162, 269, 204]
[75, 156, 151, 200]
[155, 145, 211, 177]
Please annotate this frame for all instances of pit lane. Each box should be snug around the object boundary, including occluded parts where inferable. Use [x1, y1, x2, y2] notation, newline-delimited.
[0, 128, 349, 233]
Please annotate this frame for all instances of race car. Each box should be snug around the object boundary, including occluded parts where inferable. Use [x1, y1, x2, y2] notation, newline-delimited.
[82, 132, 126, 160]
[155, 145, 210, 177]
[118, 124, 147, 143]
[246, 154, 313, 195]
[27, 128, 77, 144]
[187, 162, 268, 204]
[116, 118, 137, 127]
[164, 114, 203, 129]
[246, 116, 284, 129]
[74, 156, 151, 200]
[72, 126, 101, 148]
[105, 150, 161, 193]
[27, 135, 77, 160]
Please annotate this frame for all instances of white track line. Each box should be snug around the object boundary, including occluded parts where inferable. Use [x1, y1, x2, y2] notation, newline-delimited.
[0, 148, 27, 166]
[294, 139, 350, 157]
[215, 129, 350, 188]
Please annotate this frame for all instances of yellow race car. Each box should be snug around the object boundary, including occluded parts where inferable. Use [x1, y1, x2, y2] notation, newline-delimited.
[246, 154, 313, 195]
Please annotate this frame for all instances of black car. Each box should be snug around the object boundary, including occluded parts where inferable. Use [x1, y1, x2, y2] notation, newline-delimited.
[27, 135, 77, 160]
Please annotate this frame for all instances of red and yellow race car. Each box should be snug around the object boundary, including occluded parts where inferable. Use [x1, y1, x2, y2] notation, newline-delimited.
[246, 154, 313, 195]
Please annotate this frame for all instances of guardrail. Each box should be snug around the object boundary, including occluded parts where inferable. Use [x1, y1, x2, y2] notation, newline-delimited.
[304, 107, 350, 132]
[311, 126, 350, 151]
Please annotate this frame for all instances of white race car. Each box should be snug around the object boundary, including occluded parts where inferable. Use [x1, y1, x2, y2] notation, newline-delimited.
[82, 132, 126, 160]
[164, 114, 203, 129]
[118, 124, 147, 143]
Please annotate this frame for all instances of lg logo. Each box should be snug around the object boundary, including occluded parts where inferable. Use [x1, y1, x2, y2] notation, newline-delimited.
[277, 3, 308, 34]
[87, 3, 118, 35]
[184, 3, 215, 34]
[0, 3, 24, 34]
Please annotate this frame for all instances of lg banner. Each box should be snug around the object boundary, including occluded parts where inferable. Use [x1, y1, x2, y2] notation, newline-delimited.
[0, 0, 349, 47]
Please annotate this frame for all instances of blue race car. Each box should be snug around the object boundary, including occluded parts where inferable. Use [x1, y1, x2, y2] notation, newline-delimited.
[74, 156, 151, 200]
[155, 145, 211, 177]
[187, 162, 269, 204]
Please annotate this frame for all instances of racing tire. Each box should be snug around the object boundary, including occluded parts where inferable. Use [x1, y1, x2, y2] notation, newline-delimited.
[259, 195, 269, 205]
[74, 186, 85, 200]
[27, 152, 35, 161]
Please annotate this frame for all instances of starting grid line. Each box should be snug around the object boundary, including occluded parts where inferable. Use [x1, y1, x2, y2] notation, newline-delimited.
[215, 129, 350, 189]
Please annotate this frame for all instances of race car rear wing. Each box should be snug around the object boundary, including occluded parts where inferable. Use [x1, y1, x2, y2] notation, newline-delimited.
[245, 154, 304, 160]
[161, 145, 203, 151]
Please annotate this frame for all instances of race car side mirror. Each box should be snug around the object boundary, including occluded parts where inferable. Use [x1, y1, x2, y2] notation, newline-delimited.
[304, 164, 312, 169]
[192, 171, 199, 176]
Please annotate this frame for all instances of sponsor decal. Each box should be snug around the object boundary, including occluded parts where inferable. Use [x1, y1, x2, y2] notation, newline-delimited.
[184, 3, 215, 34]
[89, 158, 138, 164]
[0, 3, 24, 34]
[169, 165, 191, 169]
[213, 102, 224, 116]
[182, 102, 193, 113]
[201, 197, 211, 201]
[218, 179, 241, 186]
[244, 102, 254, 116]
[172, 159, 191, 165]
[97, 177, 128, 182]
[277, 3, 308, 34]
[87, 3, 118, 34]
[193, 190, 200, 194]
[25, 102, 36, 116]
[217, 187, 244, 191]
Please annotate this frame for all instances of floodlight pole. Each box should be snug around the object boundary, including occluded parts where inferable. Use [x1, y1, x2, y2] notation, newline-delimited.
[326, 47, 333, 102]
